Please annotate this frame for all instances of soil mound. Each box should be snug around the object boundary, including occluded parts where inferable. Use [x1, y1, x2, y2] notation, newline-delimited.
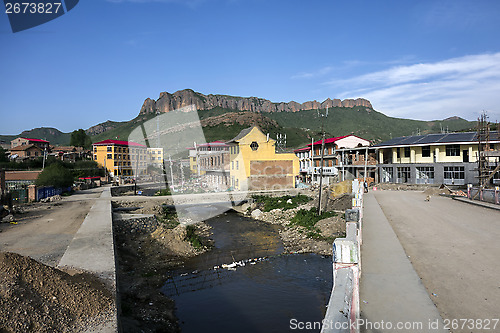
[0, 252, 113, 333]
[327, 193, 353, 211]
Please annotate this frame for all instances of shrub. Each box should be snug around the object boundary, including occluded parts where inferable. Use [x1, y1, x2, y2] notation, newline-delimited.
[36, 163, 74, 188]
[251, 194, 311, 212]
[157, 206, 179, 229]
[185, 225, 203, 249]
[290, 208, 337, 229]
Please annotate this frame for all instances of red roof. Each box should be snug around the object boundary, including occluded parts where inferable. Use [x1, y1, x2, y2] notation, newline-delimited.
[20, 137, 49, 143]
[308, 135, 349, 146]
[293, 147, 311, 153]
[92, 139, 146, 147]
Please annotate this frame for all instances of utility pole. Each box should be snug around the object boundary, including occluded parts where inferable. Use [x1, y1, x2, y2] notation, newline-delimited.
[134, 150, 138, 195]
[317, 107, 328, 215]
[169, 154, 174, 187]
[42, 147, 47, 169]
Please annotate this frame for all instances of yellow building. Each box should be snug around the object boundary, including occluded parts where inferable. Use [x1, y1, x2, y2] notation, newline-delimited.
[227, 127, 299, 191]
[147, 147, 164, 169]
[92, 139, 148, 178]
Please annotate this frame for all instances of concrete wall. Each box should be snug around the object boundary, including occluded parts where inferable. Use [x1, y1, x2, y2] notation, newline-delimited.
[58, 187, 118, 332]
[321, 180, 363, 333]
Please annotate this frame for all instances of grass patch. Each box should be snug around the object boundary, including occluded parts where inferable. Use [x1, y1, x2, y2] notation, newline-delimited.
[291, 208, 338, 240]
[185, 225, 204, 249]
[251, 194, 311, 212]
[154, 188, 171, 196]
[157, 206, 179, 229]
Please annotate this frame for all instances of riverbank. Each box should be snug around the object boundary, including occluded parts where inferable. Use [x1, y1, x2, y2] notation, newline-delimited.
[112, 203, 212, 332]
[112, 191, 349, 332]
[241, 193, 349, 255]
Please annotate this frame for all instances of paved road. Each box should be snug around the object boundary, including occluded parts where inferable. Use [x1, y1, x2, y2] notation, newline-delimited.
[360, 192, 446, 332]
[0, 187, 103, 266]
[371, 190, 500, 332]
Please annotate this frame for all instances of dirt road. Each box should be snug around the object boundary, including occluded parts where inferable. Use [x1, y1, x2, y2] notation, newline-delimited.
[373, 190, 500, 330]
[0, 187, 103, 266]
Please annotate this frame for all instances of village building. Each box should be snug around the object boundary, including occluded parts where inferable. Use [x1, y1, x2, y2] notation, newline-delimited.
[147, 147, 164, 170]
[92, 139, 149, 178]
[187, 141, 230, 191]
[294, 134, 371, 185]
[9, 144, 44, 161]
[374, 132, 500, 185]
[293, 146, 312, 184]
[49, 146, 87, 163]
[10, 137, 49, 150]
[227, 127, 299, 191]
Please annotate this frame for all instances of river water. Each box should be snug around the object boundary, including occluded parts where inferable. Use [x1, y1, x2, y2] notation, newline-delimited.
[162, 211, 333, 333]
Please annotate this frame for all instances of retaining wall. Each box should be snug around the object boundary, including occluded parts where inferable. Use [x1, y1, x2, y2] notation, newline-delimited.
[58, 187, 118, 332]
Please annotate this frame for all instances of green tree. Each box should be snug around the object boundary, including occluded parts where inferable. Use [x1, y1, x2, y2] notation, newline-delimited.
[0, 147, 8, 163]
[70, 129, 92, 149]
[36, 163, 74, 188]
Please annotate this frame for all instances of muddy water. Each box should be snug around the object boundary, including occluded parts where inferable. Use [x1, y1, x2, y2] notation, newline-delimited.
[163, 211, 333, 333]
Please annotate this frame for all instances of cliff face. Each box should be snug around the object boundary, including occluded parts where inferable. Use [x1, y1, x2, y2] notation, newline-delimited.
[139, 89, 373, 115]
[86, 121, 120, 136]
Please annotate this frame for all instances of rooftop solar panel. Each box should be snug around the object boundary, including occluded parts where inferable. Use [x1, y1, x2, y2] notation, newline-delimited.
[374, 132, 478, 147]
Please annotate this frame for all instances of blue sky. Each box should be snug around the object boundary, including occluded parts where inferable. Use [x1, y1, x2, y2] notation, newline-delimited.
[1, 0, 500, 134]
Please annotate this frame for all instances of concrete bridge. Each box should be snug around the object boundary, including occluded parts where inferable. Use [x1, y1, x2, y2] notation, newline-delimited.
[360, 191, 500, 333]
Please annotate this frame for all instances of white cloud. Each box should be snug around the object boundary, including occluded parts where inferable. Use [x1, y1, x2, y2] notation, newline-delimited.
[330, 52, 500, 121]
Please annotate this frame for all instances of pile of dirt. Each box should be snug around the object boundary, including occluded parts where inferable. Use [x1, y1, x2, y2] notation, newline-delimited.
[0, 252, 113, 333]
[327, 193, 353, 212]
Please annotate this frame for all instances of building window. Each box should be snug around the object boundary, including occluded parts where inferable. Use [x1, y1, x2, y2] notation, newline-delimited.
[444, 166, 465, 180]
[382, 167, 393, 183]
[397, 167, 411, 183]
[404, 147, 410, 158]
[231, 161, 234, 170]
[416, 167, 434, 184]
[236, 161, 239, 169]
[107, 154, 112, 159]
[445, 145, 460, 156]
[397, 148, 400, 158]
[250, 141, 259, 151]
[94, 155, 97, 160]
[107, 146, 112, 152]
[422, 146, 431, 157]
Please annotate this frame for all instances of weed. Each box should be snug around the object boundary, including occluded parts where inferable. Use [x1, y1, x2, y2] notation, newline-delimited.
[154, 189, 171, 196]
[185, 225, 204, 249]
[251, 194, 311, 212]
[157, 206, 179, 229]
[291, 208, 338, 240]
[290, 208, 337, 229]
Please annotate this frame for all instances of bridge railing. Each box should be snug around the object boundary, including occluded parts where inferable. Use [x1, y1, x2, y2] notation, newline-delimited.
[321, 179, 363, 333]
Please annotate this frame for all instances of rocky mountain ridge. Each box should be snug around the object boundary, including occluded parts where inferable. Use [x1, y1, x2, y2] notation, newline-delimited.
[139, 89, 373, 115]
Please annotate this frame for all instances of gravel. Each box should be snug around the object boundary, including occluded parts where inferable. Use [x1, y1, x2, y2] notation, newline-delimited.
[0, 252, 113, 333]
